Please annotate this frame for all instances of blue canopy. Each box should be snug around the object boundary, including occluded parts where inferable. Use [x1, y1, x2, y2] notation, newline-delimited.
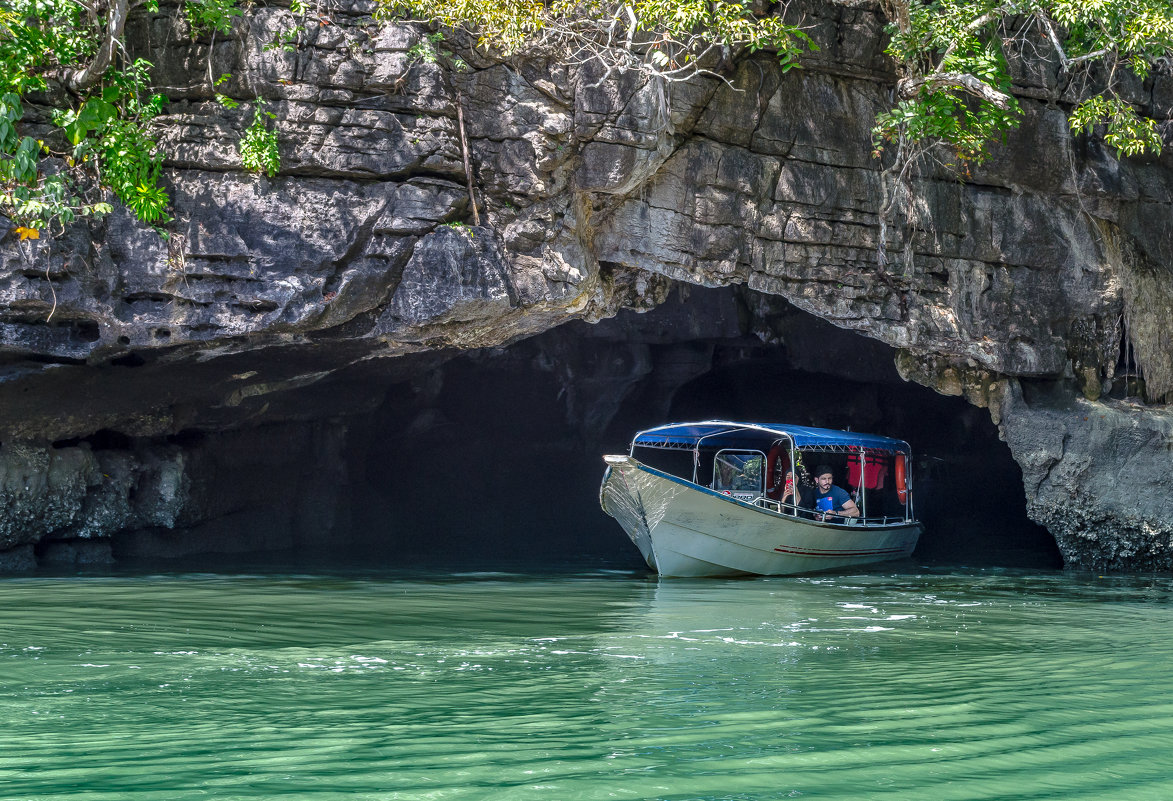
[631, 420, 910, 454]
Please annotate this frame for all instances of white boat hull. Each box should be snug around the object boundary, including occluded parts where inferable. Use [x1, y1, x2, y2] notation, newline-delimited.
[600, 455, 921, 577]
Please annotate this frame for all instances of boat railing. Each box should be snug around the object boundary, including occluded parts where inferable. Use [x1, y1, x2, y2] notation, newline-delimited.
[752, 496, 804, 517]
[751, 496, 907, 526]
[754, 496, 784, 513]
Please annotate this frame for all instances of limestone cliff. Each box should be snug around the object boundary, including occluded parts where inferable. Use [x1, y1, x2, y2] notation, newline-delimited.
[0, 0, 1169, 570]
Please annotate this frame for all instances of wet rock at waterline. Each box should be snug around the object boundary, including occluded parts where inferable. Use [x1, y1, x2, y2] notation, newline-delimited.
[999, 388, 1173, 572]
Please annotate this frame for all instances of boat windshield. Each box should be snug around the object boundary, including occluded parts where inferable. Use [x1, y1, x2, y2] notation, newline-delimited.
[712, 450, 764, 493]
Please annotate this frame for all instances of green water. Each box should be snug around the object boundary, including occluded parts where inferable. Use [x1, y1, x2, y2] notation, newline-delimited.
[3, 568, 1172, 801]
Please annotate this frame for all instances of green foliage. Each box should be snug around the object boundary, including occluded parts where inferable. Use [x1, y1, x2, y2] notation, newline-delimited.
[407, 32, 445, 64]
[380, 0, 815, 81]
[440, 220, 474, 237]
[878, 92, 1018, 163]
[53, 60, 171, 225]
[1, 93, 116, 231]
[0, 0, 252, 235]
[240, 102, 281, 177]
[99, 116, 170, 223]
[0, 1, 96, 96]
[1070, 95, 1163, 158]
[0, 0, 173, 234]
[264, 28, 301, 53]
[874, 0, 1173, 164]
[185, 0, 242, 37]
[406, 31, 469, 70]
[1, 133, 39, 187]
[214, 73, 239, 108]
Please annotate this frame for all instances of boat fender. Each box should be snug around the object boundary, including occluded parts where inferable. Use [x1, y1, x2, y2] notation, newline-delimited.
[895, 453, 908, 505]
[765, 444, 790, 500]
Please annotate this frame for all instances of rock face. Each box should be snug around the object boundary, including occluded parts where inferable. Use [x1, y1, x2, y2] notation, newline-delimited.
[999, 386, 1173, 570]
[0, 0, 1169, 569]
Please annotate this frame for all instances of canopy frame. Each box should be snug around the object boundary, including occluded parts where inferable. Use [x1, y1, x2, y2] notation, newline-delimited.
[630, 420, 911, 455]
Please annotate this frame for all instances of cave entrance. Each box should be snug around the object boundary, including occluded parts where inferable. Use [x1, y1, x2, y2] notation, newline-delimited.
[339, 284, 1060, 571]
[15, 285, 1060, 573]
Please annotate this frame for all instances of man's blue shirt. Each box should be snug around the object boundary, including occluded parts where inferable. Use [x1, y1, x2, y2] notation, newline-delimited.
[801, 484, 852, 511]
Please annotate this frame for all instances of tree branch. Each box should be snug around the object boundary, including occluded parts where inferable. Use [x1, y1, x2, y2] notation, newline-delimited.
[65, 0, 129, 93]
[623, 4, 637, 52]
[935, 5, 1011, 68]
[1068, 46, 1116, 67]
[1036, 12, 1071, 71]
[1035, 12, 1116, 70]
[454, 87, 479, 226]
[879, 0, 911, 36]
[897, 71, 1013, 109]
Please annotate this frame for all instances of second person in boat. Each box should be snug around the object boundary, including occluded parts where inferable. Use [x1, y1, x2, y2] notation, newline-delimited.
[782, 464, 860, 522]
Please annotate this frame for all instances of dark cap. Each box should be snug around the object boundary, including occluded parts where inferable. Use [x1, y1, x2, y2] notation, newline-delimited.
[814, 464, 834, 478]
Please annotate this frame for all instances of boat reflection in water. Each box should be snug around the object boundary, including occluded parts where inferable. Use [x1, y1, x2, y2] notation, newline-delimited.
[600, 421, 922, 577]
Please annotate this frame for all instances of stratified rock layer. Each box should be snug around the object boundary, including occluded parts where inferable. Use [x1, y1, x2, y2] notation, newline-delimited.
[0, 0, 1169, 568]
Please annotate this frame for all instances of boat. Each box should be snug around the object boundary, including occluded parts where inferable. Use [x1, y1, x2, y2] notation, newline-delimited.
[599, 420, 922, 577]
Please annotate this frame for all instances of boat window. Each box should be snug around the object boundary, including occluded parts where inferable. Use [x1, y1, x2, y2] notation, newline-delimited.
[632, 445, 696, 481]
[712, 450, 764, 494]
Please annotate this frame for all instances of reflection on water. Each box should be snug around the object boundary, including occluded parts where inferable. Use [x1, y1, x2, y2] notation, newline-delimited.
[2, 568, 1173, 800]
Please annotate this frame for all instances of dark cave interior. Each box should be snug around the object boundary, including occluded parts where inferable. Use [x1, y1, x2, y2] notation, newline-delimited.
[326, 286, 1061, 572]
[29, 284, 1060, 573]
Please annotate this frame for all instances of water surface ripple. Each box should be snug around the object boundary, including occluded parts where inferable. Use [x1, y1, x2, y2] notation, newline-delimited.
[2, 569, 1171, 800]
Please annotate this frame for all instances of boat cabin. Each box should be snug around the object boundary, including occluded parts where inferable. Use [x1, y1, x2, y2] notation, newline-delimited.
[628, 420, 915, 525]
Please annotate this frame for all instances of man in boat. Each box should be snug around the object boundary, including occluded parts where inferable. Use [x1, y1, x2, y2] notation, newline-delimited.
[782, 464, 860, 522]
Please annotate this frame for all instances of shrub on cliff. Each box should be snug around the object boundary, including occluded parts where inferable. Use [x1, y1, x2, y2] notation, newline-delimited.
[873, 0, 1173, 162]
[0, 1, 171, 235]
[0, 0, 248, 238]
[379, 0, 814, 83]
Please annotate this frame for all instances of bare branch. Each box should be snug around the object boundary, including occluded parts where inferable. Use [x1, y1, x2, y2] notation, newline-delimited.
[897, 71, 1014, 109]
[1037, 12, 1072, 71]
[1068, 46, 1116, 67]
[65, 0, 129, 93]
